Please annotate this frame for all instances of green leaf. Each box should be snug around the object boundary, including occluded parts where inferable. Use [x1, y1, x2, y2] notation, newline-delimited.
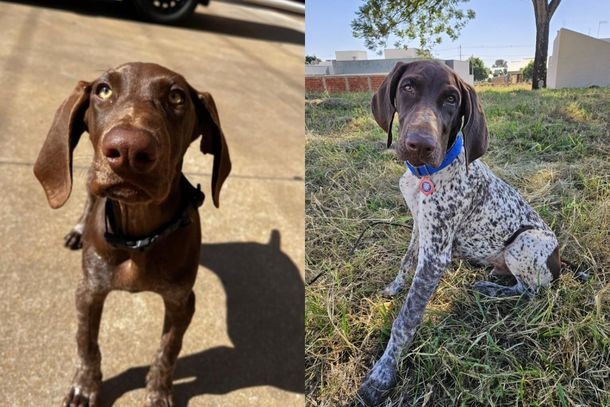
[352, 0, 476, 54]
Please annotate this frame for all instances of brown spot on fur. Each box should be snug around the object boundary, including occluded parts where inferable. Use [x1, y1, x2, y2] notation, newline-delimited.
[547, 246, 561, 281]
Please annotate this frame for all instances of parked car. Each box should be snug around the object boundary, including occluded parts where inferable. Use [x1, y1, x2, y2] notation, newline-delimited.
[130, 0, 304, 23]
[130, 0, 210, 23]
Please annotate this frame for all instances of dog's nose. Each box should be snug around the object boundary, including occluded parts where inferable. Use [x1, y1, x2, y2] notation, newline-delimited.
[405, 133, 436, 157]
[102, 127, 158, 173]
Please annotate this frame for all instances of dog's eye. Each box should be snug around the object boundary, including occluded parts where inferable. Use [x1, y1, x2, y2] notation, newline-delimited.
[96, 84, 112, 100]
[403, 83, 414, 92]
[446, 95, 457, 104]
[169, 89, 185, 105]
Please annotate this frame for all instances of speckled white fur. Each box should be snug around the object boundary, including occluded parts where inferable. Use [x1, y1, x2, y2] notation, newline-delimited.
[388, 149, 557, 295]
[358, 148, 559, 405]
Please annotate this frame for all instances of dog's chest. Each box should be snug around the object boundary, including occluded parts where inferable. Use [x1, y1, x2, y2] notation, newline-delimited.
[112, 259, 146, 291]
[398, 172, 421, 214]
[398, 161, 471, 219]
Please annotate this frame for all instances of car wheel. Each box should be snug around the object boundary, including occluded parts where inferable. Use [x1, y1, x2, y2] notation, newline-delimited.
[132, 0, 199, 24]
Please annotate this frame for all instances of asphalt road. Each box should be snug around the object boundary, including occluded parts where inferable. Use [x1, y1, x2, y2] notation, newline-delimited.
[0, 1, 304, 405]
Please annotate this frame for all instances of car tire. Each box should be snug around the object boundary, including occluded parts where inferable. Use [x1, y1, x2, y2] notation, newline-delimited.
[132, 0, 199, 24]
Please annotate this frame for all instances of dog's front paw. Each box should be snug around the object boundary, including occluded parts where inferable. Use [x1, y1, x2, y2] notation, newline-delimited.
[356, 362, 397, 406]
[64, 226, 84, 250]
[381, 273, 406, 297]
[63, 369, 101, 407]
[381, 281, 403, 298]
[144, 390, 174, 407]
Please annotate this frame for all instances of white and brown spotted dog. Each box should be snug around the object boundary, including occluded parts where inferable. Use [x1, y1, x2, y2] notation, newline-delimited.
[357, 61, 560, 405]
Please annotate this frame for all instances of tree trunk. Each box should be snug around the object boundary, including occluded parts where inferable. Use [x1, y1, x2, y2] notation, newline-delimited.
[532, 19, 550, 89]
[531, 0, 561, 90]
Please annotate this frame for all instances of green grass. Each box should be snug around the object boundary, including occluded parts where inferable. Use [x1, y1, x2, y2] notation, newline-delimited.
[305, 86, 610, 406]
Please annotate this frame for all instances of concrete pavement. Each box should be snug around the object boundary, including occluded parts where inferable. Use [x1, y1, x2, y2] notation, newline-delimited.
[0, 1, 304, 405]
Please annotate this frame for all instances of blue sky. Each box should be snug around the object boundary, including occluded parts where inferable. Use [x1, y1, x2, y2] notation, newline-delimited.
[305, 0, 610, 67]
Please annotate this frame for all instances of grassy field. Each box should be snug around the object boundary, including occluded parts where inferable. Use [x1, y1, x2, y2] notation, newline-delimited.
[305, 86, 610, 406]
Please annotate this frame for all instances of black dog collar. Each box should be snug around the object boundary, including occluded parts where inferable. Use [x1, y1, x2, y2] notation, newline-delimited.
[104, 177, 205, 251]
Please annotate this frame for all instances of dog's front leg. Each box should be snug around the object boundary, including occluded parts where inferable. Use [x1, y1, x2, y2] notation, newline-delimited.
[382, 222, 419, 297]
[145, 291, 195, 406]
[63, 280, 108, 407]
[358, 241, 452, 406]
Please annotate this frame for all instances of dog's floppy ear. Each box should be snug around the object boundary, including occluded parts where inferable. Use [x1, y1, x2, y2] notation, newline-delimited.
[34, 81, 90, 209]
[371, 62, 410, 148]
[192, 90, 231, 208]
[459, 79, 488, 165]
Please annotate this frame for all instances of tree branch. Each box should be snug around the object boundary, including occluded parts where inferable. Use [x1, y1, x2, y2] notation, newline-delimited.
[548, 0, 561, 17]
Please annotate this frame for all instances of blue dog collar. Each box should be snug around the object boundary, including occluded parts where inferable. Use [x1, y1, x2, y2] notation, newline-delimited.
[405, 132, 464, 177]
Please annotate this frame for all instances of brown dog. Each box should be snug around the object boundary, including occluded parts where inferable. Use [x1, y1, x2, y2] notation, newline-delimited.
[34, 62, 231, 406]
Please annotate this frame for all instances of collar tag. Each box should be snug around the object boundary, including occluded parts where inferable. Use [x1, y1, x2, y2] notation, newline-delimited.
[418, 177, 435, 196]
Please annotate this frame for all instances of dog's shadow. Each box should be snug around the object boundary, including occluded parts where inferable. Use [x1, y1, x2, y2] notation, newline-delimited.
[100, 230, 304, 405]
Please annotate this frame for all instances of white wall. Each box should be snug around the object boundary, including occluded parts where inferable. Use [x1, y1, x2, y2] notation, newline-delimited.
[444, 60, 474, 85]
[335, 50, 367, 61]
[507, 58, 533, 72]
[305, 61, 332, 76]
[547, 28, 610, 88]
[384, 48, 419, 59]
